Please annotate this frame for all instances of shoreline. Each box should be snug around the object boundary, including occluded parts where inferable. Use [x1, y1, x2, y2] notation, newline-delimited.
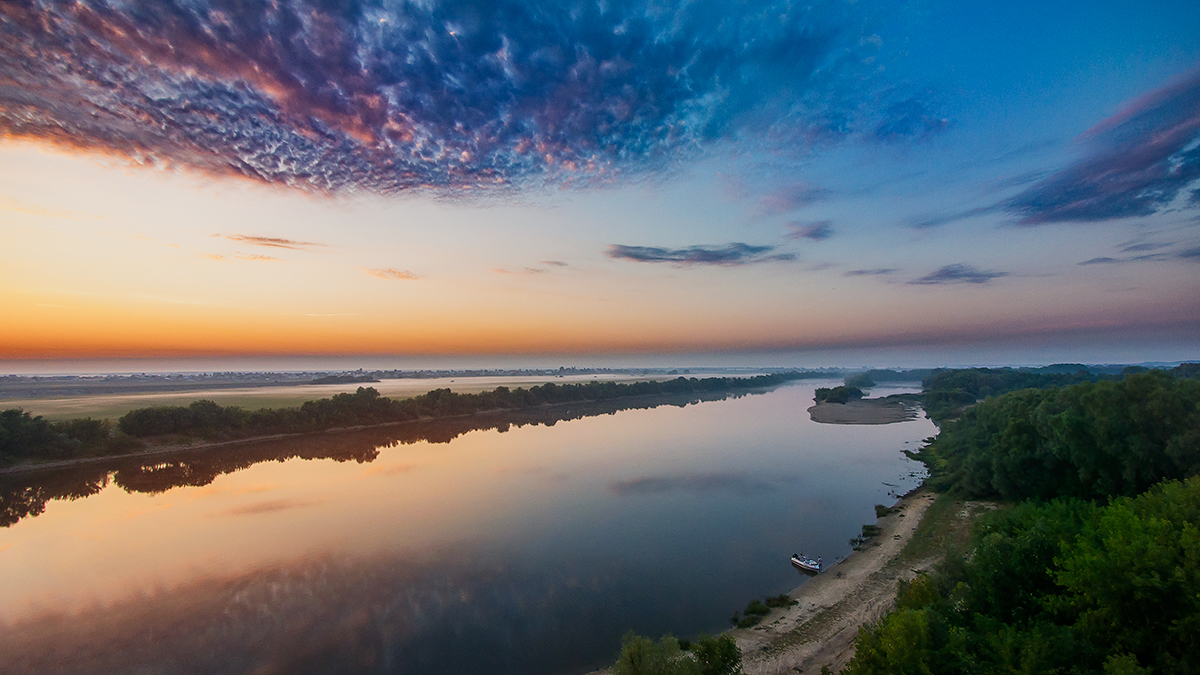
[584, 487, 944, 675]
[734, 487, 939, 673]
[0, 386, 777, 477]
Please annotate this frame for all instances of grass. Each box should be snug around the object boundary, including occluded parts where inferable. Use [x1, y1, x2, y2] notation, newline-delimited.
[731, 594, 798, 628]
[893, 491, 996, 566]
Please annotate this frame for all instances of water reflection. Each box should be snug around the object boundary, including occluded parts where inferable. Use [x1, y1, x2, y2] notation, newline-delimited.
[0, 384, 934, 675]
[1, 390, 741, 528]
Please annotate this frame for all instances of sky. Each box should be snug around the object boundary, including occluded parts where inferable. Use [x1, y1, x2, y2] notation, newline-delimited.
[1, 0, 1199, 371]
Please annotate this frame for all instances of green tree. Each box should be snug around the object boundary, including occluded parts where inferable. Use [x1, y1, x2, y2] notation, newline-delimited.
[613, 634, 693, 675]
[1056, 477, 1200, 673]
[691, 634, 742, 675]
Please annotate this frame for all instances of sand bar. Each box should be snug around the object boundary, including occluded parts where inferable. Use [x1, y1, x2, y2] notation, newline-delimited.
[808, 398, 920, 425]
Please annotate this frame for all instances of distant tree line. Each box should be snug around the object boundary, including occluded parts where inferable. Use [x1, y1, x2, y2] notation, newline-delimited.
[814, 385, 864, 404]
[0, 387, 750, 527]
[844, 364, 1200, 674]
[916, 363, 1199, 423]
[843, 369, 936, 390]
[1, 373, 804, 466]
[115, 374, 803, 441]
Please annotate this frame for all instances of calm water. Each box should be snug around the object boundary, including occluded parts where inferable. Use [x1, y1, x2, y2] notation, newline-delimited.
[0, 381, 934, 675]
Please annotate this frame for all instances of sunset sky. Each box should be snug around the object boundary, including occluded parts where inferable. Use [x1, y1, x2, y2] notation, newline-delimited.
[2, 0, 1199, 370]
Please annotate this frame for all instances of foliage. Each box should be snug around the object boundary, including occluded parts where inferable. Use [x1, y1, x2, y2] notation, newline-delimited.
[1, 409, 143, 465]
[920, 366, 1117, 423]
[109, 374, 805, 443]
[911, 371, 1200, 501]
[844, 477, 1200, 675]
[814, 386, 864, 404]
[613, 633, 742, 675]
[691, 634, 743, 675]
[732, 598, 771, 627]
[846, 366, 1200, 674]
[860, 369, 935, 383]
[845, 373, 876, 388]
[764, 594, 798, 608]
[875, 504, 891, 518]
[613, 634, 692, 675]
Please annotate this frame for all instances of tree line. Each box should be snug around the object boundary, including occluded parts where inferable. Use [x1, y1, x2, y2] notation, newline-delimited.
[1, 373, 804, 466]
[844, 365, 1200, 674]
[1, 387, 745, 528]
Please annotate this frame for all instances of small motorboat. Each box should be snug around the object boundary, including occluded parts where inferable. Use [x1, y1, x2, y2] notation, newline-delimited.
[791, 553, 821, 575]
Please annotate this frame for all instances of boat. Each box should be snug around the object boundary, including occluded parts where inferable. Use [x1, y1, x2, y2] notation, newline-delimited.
[791, 553, 821, 574]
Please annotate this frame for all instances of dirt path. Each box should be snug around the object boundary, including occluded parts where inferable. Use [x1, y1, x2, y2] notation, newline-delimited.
[734, 489, 940, 674]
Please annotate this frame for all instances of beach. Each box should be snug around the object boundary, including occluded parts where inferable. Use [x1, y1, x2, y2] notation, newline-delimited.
[734, 489, 938, 673]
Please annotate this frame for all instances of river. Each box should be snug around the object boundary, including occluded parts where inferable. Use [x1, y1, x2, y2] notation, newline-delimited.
[0, 380, 934, 675]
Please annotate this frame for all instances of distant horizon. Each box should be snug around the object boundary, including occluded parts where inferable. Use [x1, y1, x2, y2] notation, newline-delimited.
[3, 349, 1195, 377]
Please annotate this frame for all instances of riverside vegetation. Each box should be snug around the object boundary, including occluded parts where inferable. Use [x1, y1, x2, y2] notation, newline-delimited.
[842, 367, 1200, 674]
[614, 363, 1199, 675]
[0, 373, 806, 467]
[7, 363, 1198, 674]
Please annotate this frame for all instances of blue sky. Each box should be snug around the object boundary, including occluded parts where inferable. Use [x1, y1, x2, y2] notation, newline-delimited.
[1, 0, 1198, 368]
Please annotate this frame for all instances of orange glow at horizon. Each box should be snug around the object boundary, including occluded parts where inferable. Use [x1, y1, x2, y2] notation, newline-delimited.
[3, 141, 1200, 365]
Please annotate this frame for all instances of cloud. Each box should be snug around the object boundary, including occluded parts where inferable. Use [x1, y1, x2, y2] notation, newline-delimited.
[201, 252, 282, 262]
[756, 182, 830, 217]
[1119, 241, 1171, 253]
[495, 260, 569, 274]
[0, 0, 931, 194]
[1179, 246, 1200, 259]
[1079, 248, 1187, 265]
[607, 243, 795, 266]
[907, 206, 994, 230]
[222, 234, 326, 250]
[610, 472, 782, 496]
[844, 268, 897, 276]
[1004, 68, 1200, 224]
[910, 264, 1007, 285]
[1, 197, 101, 220]
[364, 267, 418, 280]
[872, 97, 951, 142]
[784, 220, 834, 241]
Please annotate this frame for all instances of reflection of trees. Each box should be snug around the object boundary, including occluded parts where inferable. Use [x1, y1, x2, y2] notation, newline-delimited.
[1, 390, 746, 528]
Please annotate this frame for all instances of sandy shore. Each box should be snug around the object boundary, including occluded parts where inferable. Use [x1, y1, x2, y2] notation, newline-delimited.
[584, 488, 945, 675]
[733, 489, 939, 674]
[807, 398, 920, 425]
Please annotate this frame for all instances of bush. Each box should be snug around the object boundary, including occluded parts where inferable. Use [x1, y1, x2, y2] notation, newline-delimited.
[814, 386, 864, 404]
[764, 594, 797, 608]
[612, 633, 742, 675]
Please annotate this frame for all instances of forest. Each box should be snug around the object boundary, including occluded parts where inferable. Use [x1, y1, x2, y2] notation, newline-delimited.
[844, 366, 1200, 674]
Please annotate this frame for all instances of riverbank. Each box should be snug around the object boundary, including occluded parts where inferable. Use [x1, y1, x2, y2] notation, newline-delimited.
[734, 489, 990, 673]
[0, 386, 767, 477]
